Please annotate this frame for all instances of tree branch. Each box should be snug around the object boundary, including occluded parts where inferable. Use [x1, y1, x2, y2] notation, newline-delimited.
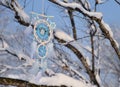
[0, 0, 30, 26]
[0, 77, 66, 87]
[48, 0, 120, 61]
[96, 20, 120, 60]
[89, 21, 97, 73]
[114, 0, 120, 6]
[68, 10, 77, 40]
[54, 35, 100, 87]
[0, 37, 34, 65]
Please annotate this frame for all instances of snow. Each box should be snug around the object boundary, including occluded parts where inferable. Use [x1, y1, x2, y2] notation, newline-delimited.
[84, 1, 91, 10]
[54, 29, 88, 56]
[114, 39, 119, 48]
[0, 0, 30, 24]
[0, 37, 35, 65]
[96, 0, 105, 4]
[54, 29, 74, 42]
[8, 74, 21, 79]
[101, 20, 113, 37]
[54, 0, 102, 19]
[54, 29, 86, 56]
[12, 1, 30, 23]
[0, 0, 8, 6]
[86, 57, 91, 66]
[2, 73, 95, 87]
[86, 11, 102, 19]
[8, 74, 26, 80]
[0, 41, 8, 50]
[101, 20, 119, 48]
[95, 72, 102, 87]
[46, 69, 55, 76]
[85, 46, 92, 52]
[24, 26, 33, 36]
[69, 66, 87, 81]
[54, 29, 92, 65]
[39, 73, 93, 87]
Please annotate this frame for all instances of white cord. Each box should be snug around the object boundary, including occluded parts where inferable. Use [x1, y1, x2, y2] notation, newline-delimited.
[42, 0, 44, 14]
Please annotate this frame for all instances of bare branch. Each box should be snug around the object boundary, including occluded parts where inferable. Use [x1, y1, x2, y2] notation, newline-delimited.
[88, 21, 97, 73]
[68, 10, 77, 40]
[114, 0, 120, 6]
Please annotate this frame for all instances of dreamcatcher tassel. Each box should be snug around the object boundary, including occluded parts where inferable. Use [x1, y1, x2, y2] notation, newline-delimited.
[41, 58, 48, 72]
[28, 60, 40, 75]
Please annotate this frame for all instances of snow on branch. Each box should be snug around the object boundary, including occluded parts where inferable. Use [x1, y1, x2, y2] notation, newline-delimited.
[100, 20, 119, 48]
[0, 77, 66, 87]
[49, 0, 120, 60]
[0, 73, 95, 87]
[54, 29, 74, 42]
[54, 29, 100, 87]
[49, 0, 102, 19]
[0, 0, 30, 26]
[97, 20, 120, 59]
[0, 39, 34, 65]
[39, 73, 93, 87]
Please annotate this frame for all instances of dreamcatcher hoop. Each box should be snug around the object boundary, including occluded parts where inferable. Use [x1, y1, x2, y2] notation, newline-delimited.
[34, 19, 53, 44]
[37, 44, 48, 58]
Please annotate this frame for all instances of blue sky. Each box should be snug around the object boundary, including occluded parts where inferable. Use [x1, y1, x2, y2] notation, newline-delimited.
[98, 0, 120, 25]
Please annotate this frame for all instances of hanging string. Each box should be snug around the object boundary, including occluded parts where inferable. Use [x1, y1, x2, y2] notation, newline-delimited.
[42, 0, 44, 14]
[32, 0, 34, 12]
[23, 0, 26, 9]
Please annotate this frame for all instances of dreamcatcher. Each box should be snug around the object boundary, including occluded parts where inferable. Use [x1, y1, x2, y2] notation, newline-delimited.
[28, 0, 56, 77]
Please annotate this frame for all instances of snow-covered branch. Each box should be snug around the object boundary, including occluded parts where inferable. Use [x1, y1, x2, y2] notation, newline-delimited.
[0, 38, 34, 65]
[49, 0, 120, 60]
[0, 73, 95, 87]
[97, 20, 120, 57]
[0, 77, 66, 87]
[49, 0, 102, 19]
[54, 29, 100, 87]
[39, 73, 93, 87]
[0, 0, 30, 26]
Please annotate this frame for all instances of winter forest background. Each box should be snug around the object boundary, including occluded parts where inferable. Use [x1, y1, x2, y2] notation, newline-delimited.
[0, 0, 120, 87]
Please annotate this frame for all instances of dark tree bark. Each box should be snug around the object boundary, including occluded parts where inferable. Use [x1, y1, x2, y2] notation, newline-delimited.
[0, 77, 67, 87]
